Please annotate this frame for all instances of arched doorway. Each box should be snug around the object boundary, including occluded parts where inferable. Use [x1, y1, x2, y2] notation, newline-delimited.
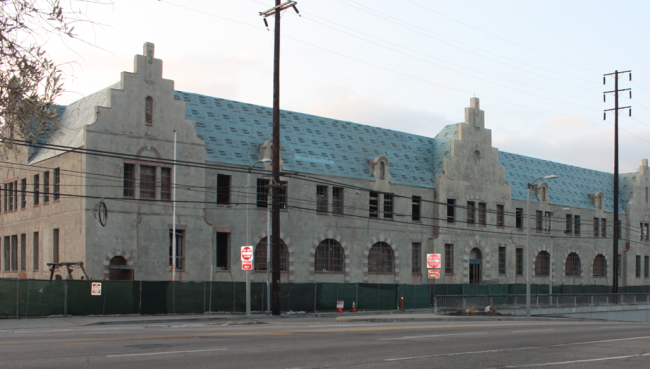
[108, 256, 133, 280]
[469, 248, 482, 284]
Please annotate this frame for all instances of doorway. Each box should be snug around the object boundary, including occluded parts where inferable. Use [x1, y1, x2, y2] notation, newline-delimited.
[469, 248, 482, 284]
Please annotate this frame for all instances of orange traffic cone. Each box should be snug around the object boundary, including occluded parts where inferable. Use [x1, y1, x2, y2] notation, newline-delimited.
[351, 301, 356, 312]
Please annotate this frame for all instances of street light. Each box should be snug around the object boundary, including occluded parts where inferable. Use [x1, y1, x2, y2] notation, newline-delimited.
[526, 174, 558, 317]
[246, 158, 271, 316]
[548, 207, 570, 295]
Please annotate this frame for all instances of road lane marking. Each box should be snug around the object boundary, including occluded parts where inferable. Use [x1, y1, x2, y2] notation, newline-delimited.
[308, 324, 394, 328]
[107, 348, 227, 358]
[65, 342, 102, 345]
[511, 329, 554, 333]
[491, 352, 650, 368]
[379, 332, 487, 340]
[384, 335, 650, 361]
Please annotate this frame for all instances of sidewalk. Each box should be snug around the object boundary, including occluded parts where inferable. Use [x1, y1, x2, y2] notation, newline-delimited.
[0, 309, 572, 331]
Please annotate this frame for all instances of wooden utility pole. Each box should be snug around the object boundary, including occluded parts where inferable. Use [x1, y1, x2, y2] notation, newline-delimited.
[259, 0, 300, 316]
[604, 70, 631, 295]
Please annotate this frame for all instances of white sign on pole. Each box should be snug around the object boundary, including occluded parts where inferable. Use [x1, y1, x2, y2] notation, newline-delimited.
[241, 246, 254, 270]
[91, 282, 102, 296]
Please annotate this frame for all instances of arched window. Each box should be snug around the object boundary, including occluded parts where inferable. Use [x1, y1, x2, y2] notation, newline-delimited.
[593, 254, 607, 277]
[535, 251, 550, 276]
[541, 187, 546, 202]
[145, 96, 153, 125]
[315, 239, 343, 272]
[254, 237, 287, 271]
[565, 252, 581, 276]
[379, 162, 385, 180]
[368, 242, 393, 273]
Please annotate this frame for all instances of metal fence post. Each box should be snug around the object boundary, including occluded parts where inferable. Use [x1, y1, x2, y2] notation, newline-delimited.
[64, 280, 68, 316]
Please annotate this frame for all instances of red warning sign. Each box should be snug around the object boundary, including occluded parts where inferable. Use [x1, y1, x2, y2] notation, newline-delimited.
[241, 246, 254, 270]
[428, 269, 440, 279]
[427, 254, 441, 269]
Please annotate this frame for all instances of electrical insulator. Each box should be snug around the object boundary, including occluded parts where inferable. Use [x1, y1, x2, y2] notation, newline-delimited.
[293, 5, 300, 15]
[604, 112, 606, 120]
[263, 18, 269, 29]
[630, 91, 632, 99]
[603, 77, 606, 85]
[603, 95, 606, 102]
[630, 73, 632, 81]
[629, 109, 632, 117]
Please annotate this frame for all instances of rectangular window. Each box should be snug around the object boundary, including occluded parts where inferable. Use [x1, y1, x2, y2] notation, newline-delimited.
[3, 236, 9, 271]
[447, 199, 456, 223]
[43, 171, 49, 203]
[20, 233, 26, 272]
[33, 232, 39, 271]
[216, 174, 230, 205]
[601, 218, 607, 238]
[20, 178, 26, 208]
[316, 185, 328, 213]
[160, 167, 172, 201]
[574, 215, 581, 236]
[544, 211, 551, 233]
[645, 256, 649, 279]
[277, 181, 288, 209]
[256, 178, 270, 208]
[11, 235, 18, 271]
[369, 191, 379, 218]
[535, 210, 543, 232]
[444, 244, 454, 274]
[140, 165, 156, 199]
[8, 182, 13, 211]
[52, 229, 59, 264]
[496, 204, 504, 227]
[593, 217, 599, 237]
[383, 193, 393, 219]
[478, 202, 487, 226]
[412, 196, 421, 221]
[123, 163, 135, 197]
[13, 181, 17, 210]
[565, 214, 573, 235]
[636, 255, 642, 278]
[169, 230, 185, 270]
[216, 232, 229, 270]
[332, 187, 344, 215]
[53, 168, 60, 201]
[516, 208, 523, 230]
[412, 242, 421, 274]
[2, 184, 6, 212]
[466, 201, 475, 225]
[498, 246, 506, 275]
[516, 248, 523, 276]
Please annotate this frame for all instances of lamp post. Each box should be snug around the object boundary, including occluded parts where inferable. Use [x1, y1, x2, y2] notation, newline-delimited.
[526, 174, 558, 317]
[246, 158, 271, 316]
[549, 207, 570, 295]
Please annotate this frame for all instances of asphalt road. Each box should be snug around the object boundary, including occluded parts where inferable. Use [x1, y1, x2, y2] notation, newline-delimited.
[1, 318, 649, 368]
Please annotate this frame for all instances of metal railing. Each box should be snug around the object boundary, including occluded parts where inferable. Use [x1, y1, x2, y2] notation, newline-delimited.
[434, 293, 650, 314]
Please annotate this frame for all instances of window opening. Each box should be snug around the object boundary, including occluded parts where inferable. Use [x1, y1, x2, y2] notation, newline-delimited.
[140, 165, 156, 199]
[369, 192, 379, 218]
[565, 214, 573, 235]
[33, 232, 39, 271]
[216, 174, 231, 205]
[316, 185, 328, 213]
[412, 196, 421, 221]
[315, 239, 343, 272]
[20, 178, 26, 208]
[478, 202, 487, 225]
[636, 255, 641, 278]
[20, 233, 26, 271]
[332, 187, 344, 215]
[645, 256, 649, 278]
[445, 244, 454, 274]
[601, 218, 607, 238]
[145, 96, 153, 125]
[52, 229, 59, 264]
[593, 217, 600, 237]
[216, 232, 229, 270]
[161, 167, 172, 200]
[535, 211, 543, 232]
[565, 252, 581, 276]
[574, 215, 581, 236]
[169, 229, 185, 270]
[123, 164, 135, 197]
[257, 179, 270, 208]
[515, 208, 523, 230]
[53, 168, 60, 201]
[447, 199, 456, 223]
[379, 162, 385, 180]
[383, 193, 393, 219]
[412, 242, 421, 274]
[496, 205, 504, 227]
[11, 235, 18, 271]
[43, 171, 49, 203]
[368, 242, 394, 273]
[535, 251, 550, 276]
[498, 246, 506, 275]
[466, 201, 475, 225]
[544, 211, 551, 233]
[516, 248, 523, 276]
[254, 237, 287, 271]
[593, 254, 607, 277]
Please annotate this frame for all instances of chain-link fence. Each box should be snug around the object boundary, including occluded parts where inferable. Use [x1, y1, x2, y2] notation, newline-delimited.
[0, 279, 645, 317]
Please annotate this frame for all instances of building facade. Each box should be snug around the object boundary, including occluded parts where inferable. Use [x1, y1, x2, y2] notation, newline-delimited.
[1, 44, 649, 288]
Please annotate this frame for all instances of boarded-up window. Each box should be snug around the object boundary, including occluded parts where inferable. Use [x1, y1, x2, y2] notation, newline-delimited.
[161, 167, 172, 200]
[332, 187, 344, 214]
[123, 164, 135, 197]
[216, 174, 230, 205]
[369, 192, 378, 218]
[516, 248, 523, 276]
[535, 251, 550, 276]
[498, 246, 506, 275]
[140, 165, 156, 199]
[593, 254, 607, 277]
[316, 185, 328, 213]
[412, 196, 421, 221]
[565, 252, 581, 276]
[145, 96, 153, 125]
[412, 242, 421, 274]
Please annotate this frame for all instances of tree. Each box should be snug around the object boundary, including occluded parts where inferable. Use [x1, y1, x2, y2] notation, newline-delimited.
[0, 0, 101, 152]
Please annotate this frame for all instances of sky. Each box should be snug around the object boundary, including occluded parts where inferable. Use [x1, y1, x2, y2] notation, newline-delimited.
[45, 0, 650, 174]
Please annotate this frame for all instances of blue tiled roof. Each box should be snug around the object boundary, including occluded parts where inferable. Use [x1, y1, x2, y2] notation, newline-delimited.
[499, 152, 630, 213]
[176, 91, 437, 188]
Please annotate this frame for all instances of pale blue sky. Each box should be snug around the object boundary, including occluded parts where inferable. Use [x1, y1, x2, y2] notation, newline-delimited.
[49, 0, 650, 173]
